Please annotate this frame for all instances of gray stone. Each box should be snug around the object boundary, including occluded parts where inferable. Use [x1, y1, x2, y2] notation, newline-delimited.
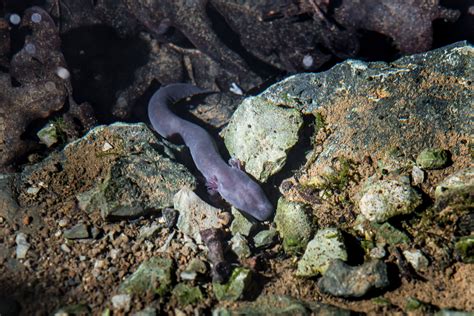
[318, 259, 390, 298]
[63, 223, 90, 239]
[359, 179, 422, 222]
[435, 167, 473, 200]
[231, 233, 251, 259]
[260, 42, 472, 174]
[213, 267, 252, 302]
[274, 198, 314, 255]
[222, 95, 303, 182]
[296, 228, 347, 277]
[403, 249, 429, 271]
[230, 208, 255, 237]
[133, 307, 157, 316]
[172, 283, 203, 306]
[174, 188, 222, 244]
[0, 174, 20, 223]
[111, 294, 131, 312]
[253, 228, 277, 248]
[119, 256, 174, 296]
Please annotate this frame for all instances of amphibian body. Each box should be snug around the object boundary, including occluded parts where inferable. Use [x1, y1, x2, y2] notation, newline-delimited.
[148, 83, 273, 221]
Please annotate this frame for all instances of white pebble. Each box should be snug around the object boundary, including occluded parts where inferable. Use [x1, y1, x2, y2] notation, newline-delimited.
[109, 249, 121, 260]
[55, 67, 70, 80]
[9, 14, 21, 25]
[302, 54, 314, 69]
[31, 12, 42, 23]
[102, 142, 113, 151]
[26, 186, 40, 195]
[412, 166, 425, 185]
[229, 82, 244, 95]
[15, 233, 30, 259]
[58, 218, 69, 227]
[60, 244, 71, 253]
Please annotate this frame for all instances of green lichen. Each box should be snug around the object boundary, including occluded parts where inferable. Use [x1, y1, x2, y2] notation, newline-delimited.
[172, 283, 203, 306]
[416, 148, 449, 170]
[455, 236, 474, 263]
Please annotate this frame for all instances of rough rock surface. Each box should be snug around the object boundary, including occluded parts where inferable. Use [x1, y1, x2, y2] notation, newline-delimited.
[262, 42, 472, 172]
[17, 123, 196, 219]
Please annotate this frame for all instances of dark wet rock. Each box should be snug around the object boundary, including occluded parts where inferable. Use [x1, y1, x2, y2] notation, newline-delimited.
[201, 228, 231, 284]
[416, 148, 449, 170]
[454, 236, 474, 264]
[405, 297, 436, 314]
[213, 295, 353, 316]
[332, 0, 459, 54]
[274, 198, 314, 255]
[0, 7, 96, 171]
[119, 256, 174, 296]
[180, 258, 207, 281]
[172, 283, 204, 306]
[213, 267, 252, 302]
[403, 249, 429, 271]
[133, 307, 157, 316]
[17, 123, 196, 220]
[63, 223, 90, 239]
[318, 259, 390, 298]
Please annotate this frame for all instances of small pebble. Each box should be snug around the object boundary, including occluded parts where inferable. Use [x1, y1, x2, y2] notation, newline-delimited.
[58, 219, 69, 227]
[102, 142, 113, 151]
[412, 166, 425, 185]
[55, 67, 70, 80]
[22, 216, 32, 225]
[60, 244, 71, 253]
[229, 82, 243, 95]
[15, 233, 30, 259]
[370, 245, 387, 259]
[111, 294, 131, 312]
[0, 216, 4, 224]
[302, 54, 314, 69]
